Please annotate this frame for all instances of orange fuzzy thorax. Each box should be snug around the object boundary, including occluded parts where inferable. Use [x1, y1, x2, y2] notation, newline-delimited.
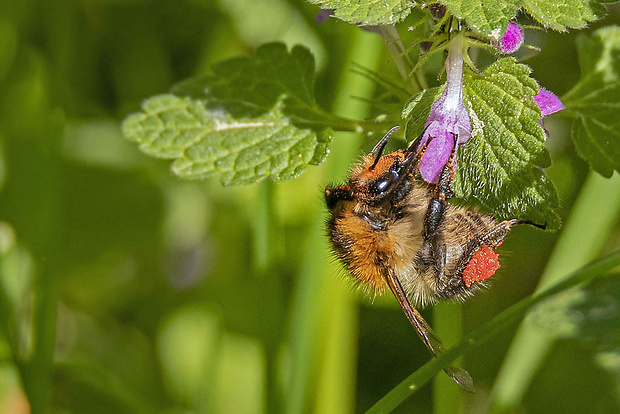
[462, 245, 500, 288]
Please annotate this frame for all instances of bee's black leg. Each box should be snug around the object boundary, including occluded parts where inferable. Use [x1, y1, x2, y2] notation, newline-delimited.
[423, 133, 458, 240]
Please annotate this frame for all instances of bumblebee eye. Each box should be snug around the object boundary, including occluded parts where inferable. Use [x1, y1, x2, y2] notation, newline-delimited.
[372, 170, 399, 194]
[376, 180, 390, 191]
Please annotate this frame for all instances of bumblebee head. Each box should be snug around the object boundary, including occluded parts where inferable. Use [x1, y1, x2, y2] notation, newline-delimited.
[324, 127, 421, 214]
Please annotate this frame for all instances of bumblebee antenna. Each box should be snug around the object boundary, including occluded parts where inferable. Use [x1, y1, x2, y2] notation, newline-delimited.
[369, 126, 400, 171]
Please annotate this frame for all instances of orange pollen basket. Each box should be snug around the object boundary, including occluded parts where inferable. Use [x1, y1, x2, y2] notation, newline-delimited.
[462, 245, 500, 288]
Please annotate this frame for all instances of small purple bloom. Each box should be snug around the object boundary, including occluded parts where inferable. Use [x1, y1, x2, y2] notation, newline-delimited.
[497, 22, 523, 54]
[534, 87, 564, 116]
[534, 87, 564, 133]
[316, 9, 333, 23]
[418, 34, 471, 183]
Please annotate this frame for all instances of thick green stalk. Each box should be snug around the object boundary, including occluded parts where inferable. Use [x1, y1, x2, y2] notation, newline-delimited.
[20, 125, 64, 414]
[252, 180, 285, 413]
[489, 171, 620, 412]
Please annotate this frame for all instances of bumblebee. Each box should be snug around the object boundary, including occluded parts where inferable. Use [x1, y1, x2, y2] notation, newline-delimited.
[324, 127, 542, 390]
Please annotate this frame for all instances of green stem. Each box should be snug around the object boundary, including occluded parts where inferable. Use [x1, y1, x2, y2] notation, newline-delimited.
[252, 180, 284, 414]
[301, 108, 401, 134]
[366, 249, 620, 413]
[20, 126, 64, 414]
[432, 302, 464, 413]
[372, 25, 417, 92]
[252, 181, 275, 273]
[489, 171, 620, 412]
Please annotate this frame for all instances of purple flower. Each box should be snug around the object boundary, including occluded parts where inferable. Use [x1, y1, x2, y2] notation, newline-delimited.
[534, 87, 564, 133]
[496, 22, 523, 54]
[418, 34, 471, 183]
[534, 87, 564, 116]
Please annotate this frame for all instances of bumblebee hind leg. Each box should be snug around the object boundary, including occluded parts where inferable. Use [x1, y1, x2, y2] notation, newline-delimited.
[454, 219, 516, 279]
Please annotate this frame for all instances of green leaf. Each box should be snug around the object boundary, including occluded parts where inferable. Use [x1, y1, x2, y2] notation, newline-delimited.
[305, 0, 413, 25]
[569, 80, 620, 177]
[524, 0, 613, 32]
[402, 87, 440, 139]
[457, 57, 560, 230]
[438, 0, 521, 38]
[122, 43, 333, 185]
[564, 27, 620, 177]
[575, 26, 620, 81]
[122, 95, 331, 185]
[172, 43, 321, 120]
[531, 273, 620, 353]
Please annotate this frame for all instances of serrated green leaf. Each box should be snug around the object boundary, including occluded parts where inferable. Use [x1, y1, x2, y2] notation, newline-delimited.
[438, 0, 521, 38]
[456, 57, 560, 229]
[524, 0, 613, 32]
[564, 27, 620, 177]
[123, 43, 335, 185]
[122, 95, 331, 185]
[305, 0, 413, 25]
[402, 87, 441, 138]
[172, 43, 320, 120]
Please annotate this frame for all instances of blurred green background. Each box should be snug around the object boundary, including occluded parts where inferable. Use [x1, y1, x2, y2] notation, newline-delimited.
[0, 0, 619, 413]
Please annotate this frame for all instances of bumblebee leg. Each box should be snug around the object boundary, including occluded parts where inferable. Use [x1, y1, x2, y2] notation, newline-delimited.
[436, 132, 459, 199]
[435, 242, 447, 285]
[412, 135, 431, 167]
[455, 219, 546, 273]
[433, 241, 464, 298]
[455, 219, 516, 276]
[480, 219, 518, 247]
[423, 133, 459, 240]
[383, 269, 474, 392]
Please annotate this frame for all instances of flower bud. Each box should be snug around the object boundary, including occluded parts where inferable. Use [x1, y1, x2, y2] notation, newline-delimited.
[497, 22, 523, 54]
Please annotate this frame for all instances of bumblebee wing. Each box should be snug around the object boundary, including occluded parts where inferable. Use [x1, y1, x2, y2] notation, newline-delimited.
[384, 270, 474, 393]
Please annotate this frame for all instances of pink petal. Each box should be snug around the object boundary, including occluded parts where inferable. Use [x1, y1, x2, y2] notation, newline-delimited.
[534, 87, 564, 116]
[419, 128, 454, 183]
